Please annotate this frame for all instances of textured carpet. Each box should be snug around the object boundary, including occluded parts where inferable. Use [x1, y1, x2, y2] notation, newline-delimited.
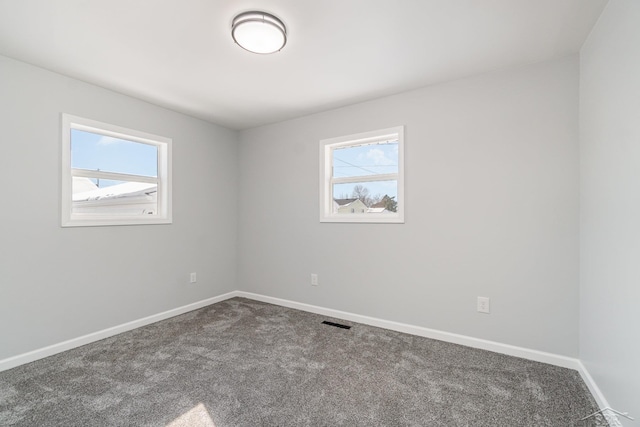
[0, 297, 601, 426]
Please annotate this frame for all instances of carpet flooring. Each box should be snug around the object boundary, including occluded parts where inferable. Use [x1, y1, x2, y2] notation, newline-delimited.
[0, 297, 601, 426]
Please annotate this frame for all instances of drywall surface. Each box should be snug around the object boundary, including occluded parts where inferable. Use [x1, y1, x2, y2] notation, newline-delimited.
[580, 0, 640, 422]
[238, 56, 580, 356]
[0, 56, 238, 360]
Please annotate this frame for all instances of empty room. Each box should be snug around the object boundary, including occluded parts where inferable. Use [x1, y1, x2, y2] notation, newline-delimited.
[0, 0, 638, 425]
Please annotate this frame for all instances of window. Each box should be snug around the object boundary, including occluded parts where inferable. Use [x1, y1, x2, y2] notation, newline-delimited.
[61, 114, 172, 227]
[319, 126, 404, 223]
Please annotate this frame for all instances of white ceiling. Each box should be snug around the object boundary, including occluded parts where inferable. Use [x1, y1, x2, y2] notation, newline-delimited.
[0, 0, 607, 130]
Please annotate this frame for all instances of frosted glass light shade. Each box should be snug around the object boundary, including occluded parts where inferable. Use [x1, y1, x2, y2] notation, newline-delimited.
[232, 12, 287, 54]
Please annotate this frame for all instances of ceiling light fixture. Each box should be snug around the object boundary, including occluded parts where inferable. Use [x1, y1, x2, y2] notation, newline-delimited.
[231, 11, 287, 54]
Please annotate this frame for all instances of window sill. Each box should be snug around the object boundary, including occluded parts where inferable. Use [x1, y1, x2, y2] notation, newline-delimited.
[61, 216, 172, 227]
[320, 214, 404, 224]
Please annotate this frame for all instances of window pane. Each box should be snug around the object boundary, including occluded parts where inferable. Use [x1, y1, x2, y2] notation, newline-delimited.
[72, 177, 158, 216]
[332, 180, 398, 213]
[71, 129, 158, 177]
[332, 141, 398, 178]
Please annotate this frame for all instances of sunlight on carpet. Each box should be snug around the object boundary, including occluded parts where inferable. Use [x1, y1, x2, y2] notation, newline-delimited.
[166, 403, 216, 427]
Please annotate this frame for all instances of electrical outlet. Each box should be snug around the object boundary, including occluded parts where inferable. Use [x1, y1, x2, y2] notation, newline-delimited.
[477, 296, 490, 314]
[190, 272, 197, 283]
[311, 273, 318, 286]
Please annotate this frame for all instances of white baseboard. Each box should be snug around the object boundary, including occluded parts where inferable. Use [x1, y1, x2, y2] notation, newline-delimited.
[236, 291, 582, 370]
[0, 289, 608, 414]
[575, 360, 611, 410]
[0, 291, 239, 373]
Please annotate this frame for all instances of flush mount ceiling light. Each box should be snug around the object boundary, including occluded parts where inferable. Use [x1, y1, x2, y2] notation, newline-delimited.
[231, 11, 287, 54]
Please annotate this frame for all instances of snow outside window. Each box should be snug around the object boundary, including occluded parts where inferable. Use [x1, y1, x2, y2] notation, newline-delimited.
[61, 114, 172, 227]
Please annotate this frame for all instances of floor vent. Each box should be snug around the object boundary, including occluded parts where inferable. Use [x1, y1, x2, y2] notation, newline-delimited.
[322, 321, 351, 330]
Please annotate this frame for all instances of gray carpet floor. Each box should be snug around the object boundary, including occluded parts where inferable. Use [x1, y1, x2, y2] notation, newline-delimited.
[0, 297, 601, 426]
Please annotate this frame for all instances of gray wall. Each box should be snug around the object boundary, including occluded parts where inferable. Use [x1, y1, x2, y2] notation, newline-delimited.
[0, 55, 238, 360]
[238, 56, 580, 356]
[580, 0, 640, 421]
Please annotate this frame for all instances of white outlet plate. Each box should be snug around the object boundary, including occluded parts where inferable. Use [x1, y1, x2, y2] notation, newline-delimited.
[477, 296, 490, 314]
[190, 272, 197, 283]
[311, 273, 318, 286]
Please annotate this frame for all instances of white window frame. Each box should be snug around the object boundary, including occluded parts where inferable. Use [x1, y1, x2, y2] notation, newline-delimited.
[61, 113, 172, 227]
[319, 126, 404, 223]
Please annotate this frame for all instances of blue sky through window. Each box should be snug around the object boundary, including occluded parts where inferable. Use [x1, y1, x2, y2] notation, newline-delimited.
[71, 129, 158, 179]
[332, 141, 398, 199]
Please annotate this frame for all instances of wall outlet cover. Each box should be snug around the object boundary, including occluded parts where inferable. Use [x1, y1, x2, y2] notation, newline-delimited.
[477, 296, 490, 314]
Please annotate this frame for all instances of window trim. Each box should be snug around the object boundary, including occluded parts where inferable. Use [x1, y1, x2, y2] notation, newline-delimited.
[61, 113, 172, 227]
[319, 126, 404, 223]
